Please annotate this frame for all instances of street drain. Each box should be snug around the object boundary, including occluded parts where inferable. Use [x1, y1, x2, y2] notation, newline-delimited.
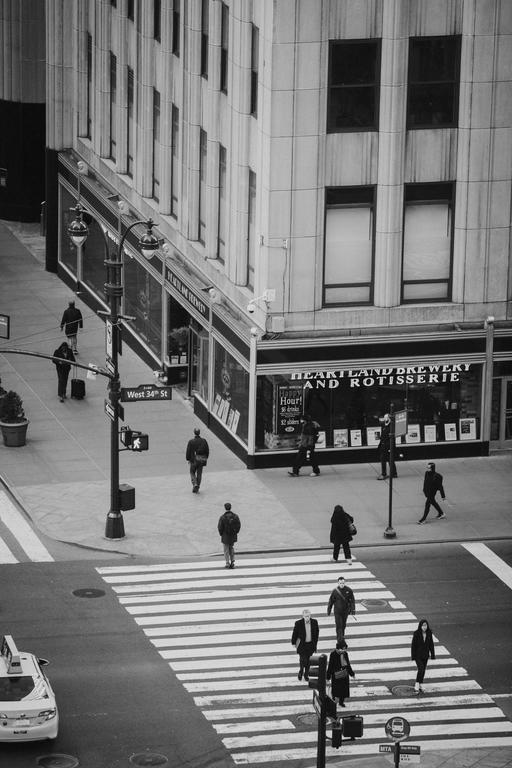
[361, 598, 389, 609]
[72, 588, 105, 598]
[392, 684, 418, 697]
[130, 753, 168, 766]
[36, 755, 79, 768]
[297, 713, 317, 726]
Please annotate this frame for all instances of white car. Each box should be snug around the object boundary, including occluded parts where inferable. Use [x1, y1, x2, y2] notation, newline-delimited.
[0, 635, 59, 742]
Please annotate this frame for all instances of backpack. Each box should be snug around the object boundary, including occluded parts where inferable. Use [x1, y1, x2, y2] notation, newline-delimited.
[224, 512, 240, 536]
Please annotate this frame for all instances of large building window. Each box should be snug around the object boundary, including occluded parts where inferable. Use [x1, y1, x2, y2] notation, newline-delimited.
[247, 169, 256, 289]
[327, 40, 380, 132]
[200, 0, 209, 78]
[109, 52, 117, 161]
[220, 3, 229, 93]
[152, 88, 160, 201]
[250, 25, 259, 117]
[407, 36, 460, 128]
[127, 67, 134, 177]
[172, 0, 180, 56]
[217, 144, 227, 263]
[402, 182, 454, 302]
[323, 186, 375, 306]
[127, 0, 134, 21]
[153, 0, 161, 41]
[171, 104, 179, 217]
[198, 129, 207, 243]
[86, 33, 93, 138]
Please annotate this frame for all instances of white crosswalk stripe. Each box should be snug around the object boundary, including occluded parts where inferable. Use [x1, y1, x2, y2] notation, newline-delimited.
[97, 554, 512, 766]
[0, 490, 53, 563]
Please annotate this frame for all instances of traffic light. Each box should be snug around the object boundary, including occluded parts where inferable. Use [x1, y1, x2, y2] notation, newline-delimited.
[331, 723, 342, 749]
[308, 654, 327, 696]
[129, 431, 149, 451]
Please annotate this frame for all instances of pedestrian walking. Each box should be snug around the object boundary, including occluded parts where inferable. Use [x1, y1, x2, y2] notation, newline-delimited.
[52, 341, 75, 402]
[326, 639, 355, 707]
[411, 618, 435, 693]
[288, 414, 321, 477]
[329, 505, 355, 565]
[376, 413, 397, 480]
[185, 427, 210, 493]
[217, 502, 241, 569]
[60, 299, 83, 355]
[327, 576, 356, 641]
[418, 462, 446, 524]
[291, 609, 319, 681]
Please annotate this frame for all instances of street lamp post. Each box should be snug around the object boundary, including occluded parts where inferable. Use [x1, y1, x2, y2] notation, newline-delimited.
[384, 403, 397, 539]
[68, 203, 159, 539]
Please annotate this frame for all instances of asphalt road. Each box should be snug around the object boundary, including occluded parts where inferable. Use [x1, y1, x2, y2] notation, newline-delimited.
[1, 541, 511, 767]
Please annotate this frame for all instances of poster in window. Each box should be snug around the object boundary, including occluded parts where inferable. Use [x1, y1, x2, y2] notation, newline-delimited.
[212, 393, 222, 416]
[405, 424, 421, 443]
[444, 422, 457, 441]
[366, 427, 381, 446]
[316, 431, 326, 448]
[333, 429, 349, 448]
[231, 409, 240, 434]
[219, 399, 231, 423]
[459, 417, 476, 440]
[226, 409, 235, 430]
[424, 424, 437, 443]
[276, 383, 304, 436]
[350, 429, 362, 447]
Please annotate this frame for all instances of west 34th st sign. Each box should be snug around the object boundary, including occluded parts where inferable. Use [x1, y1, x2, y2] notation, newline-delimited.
[120, 384, 172, 402]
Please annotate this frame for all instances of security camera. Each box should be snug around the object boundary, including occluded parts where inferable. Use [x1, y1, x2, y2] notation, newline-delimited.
[247, 302, 256, 314]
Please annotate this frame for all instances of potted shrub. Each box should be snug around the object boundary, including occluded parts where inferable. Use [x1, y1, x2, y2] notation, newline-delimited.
[0, 390, 29, 446]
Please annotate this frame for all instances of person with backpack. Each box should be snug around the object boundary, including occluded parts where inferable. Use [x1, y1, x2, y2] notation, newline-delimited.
[418, 462, 446, 524]
[185, 427, 210, 493]
[217, 502, 241, 569]
[327, 576, 356, 641]
[52, 341, 75, 402]
[288, 414, 321, 477]
[60, 299, 83, 355]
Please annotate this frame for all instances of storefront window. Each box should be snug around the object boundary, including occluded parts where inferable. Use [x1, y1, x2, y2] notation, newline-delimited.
[191, 325, 209, 401]
[60, 187, 78, 274]
[256, 364, 482, 450]
[124, 258, 162, 356]
[82, 219, 108, 302]
[212, 341, 249, 444]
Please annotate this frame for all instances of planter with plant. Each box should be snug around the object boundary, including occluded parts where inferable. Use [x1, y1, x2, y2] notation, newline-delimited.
[0, 390, 29, 447]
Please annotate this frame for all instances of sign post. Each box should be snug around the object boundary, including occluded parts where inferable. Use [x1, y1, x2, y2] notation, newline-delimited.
[384, 716, 412, 768]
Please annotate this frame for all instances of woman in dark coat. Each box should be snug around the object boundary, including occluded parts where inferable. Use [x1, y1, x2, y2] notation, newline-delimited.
[326, 639, 355, 707]
[52, 341, 75, 403]
[411, 618, 435, 693]
[330, 505, 354, 564]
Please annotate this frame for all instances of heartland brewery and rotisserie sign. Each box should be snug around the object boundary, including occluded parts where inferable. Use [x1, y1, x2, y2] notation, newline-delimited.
[290, 364, 472, 389]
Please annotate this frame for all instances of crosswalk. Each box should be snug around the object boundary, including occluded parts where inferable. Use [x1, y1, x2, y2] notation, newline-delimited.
[97, 554, 512, 766]
[0, 490, 53, 562]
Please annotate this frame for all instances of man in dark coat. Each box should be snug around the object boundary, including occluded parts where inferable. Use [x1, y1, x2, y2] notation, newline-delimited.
[418, 462, 446, 523]
[291, 609, 319, 681]
[52, 341, 75, 402]
[185, 427, 210, 493]
[60, 299, 83, 355]
[327, 576, 356, 641]
[217, 502, 241, 569]
[377, 413, 397, 480]
[288, 414, 321, 477]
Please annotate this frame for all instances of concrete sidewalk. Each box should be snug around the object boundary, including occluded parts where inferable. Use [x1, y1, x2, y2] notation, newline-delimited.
[1, 219, 512, 559]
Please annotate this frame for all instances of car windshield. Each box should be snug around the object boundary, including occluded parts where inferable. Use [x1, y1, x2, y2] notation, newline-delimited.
[0, 676, 35, 701]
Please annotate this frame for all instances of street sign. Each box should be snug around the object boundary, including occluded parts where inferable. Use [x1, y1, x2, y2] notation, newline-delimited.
[104, 400, 124, 421]
[312, 690, 321, 717]
[105, 357, 115, 375]
[379, 744, 420, 761]
[380, 745, 393, 753]
[385, 716, 410, 742]
[120, 384, 172, 402]
[105, 319, 113, 360]
[394, 409, 408, 437]
[0, 313, 10, 339]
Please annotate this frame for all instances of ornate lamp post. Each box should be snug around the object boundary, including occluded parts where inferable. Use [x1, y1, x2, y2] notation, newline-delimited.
[68, 203, 159, 539]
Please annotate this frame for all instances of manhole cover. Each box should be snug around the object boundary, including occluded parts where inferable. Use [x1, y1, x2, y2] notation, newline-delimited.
[72, 588, 105, 598]
[361, 598, 389, 609]
[392, 684, 418, 697]
[130, 753, 168, 766]
[36, 755, 79, 768]
[297, 713, 317, 726]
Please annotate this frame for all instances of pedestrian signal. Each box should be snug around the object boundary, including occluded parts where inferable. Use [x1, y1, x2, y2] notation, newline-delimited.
[308, 653, 327, 696]
[129, 431, 149, 451]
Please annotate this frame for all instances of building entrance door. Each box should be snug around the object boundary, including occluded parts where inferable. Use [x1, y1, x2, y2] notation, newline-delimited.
[490, 377, 512, 447]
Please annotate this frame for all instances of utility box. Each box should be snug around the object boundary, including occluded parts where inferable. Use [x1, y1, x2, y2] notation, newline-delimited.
[119, 484, 135, 511]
